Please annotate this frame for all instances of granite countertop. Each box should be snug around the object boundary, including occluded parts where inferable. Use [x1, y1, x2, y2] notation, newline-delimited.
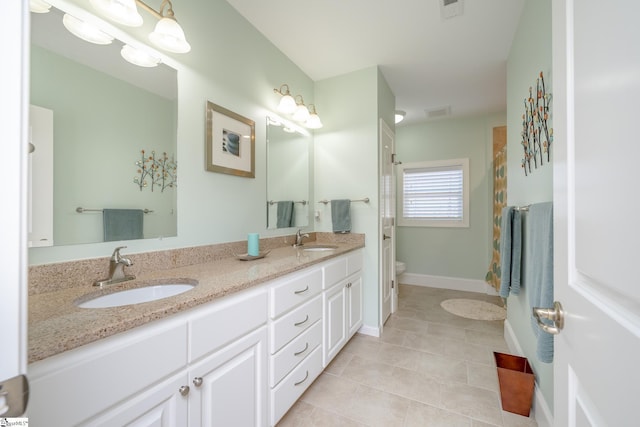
[28, 240, 364, 364]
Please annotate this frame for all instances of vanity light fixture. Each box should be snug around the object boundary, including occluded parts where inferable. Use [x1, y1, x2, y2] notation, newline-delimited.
[91, 0, 191, 53]
[30, 0, 52, 13]
[274, 84, 297, 114]
[62, 13, 114, 45]
[395, 110, 406, 124]
[305, 104, 323, 129]
[292, 95, 310, 122]
[121, 44, 161, 67]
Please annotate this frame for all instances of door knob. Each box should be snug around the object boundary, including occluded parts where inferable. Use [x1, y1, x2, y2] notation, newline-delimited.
[193, 377, 203, 387]
[532, 301, 564, 335]
[178, 385, 190, 396]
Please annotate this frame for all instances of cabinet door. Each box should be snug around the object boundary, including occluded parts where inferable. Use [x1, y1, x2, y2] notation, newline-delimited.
[347, 274, 363, 338]
[323, 281, 347, 366]
[189, 327, 267, 427]
[84, 372, 189, 427]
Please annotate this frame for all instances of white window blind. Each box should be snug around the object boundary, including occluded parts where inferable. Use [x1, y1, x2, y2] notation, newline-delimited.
[398, 159, 469, 227]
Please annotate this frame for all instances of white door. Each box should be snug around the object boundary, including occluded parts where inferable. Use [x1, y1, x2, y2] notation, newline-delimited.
[552, 1, 640, 425]
[379, 119, 396, 326]
[0, 0, 29, 419]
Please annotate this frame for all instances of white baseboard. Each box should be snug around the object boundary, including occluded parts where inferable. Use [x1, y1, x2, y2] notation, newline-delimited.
[357, 324, 380, 338]
[504, 320, 554, 427]
[399, 273, 496, 295]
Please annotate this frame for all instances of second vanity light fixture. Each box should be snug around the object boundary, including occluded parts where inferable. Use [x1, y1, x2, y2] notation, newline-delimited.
[274, 84, 323, 129]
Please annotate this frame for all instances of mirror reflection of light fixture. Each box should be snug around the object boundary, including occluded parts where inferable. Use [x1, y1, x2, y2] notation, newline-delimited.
[121, 44, 161, 67]
[274, 84, 297, 114]
[395, 110, 406, 124]
[292, 95, 310, 122]
[91, 0, 191, 53]
[306, 104, 323, 129]
[30, 0, 52, 13]
[62, 13, 114, 45]
[90, 0, 143, 27]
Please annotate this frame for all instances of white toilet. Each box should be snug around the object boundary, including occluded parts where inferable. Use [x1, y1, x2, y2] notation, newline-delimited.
[395, 260, 406, 278]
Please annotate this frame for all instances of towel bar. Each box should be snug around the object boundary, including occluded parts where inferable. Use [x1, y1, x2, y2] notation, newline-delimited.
[317, 198, 369, 205]
[267, 200, 307, 205]
[76, 207, 154, 214]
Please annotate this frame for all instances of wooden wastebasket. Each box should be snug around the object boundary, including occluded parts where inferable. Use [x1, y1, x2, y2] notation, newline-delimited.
[493, 352, 535, 417]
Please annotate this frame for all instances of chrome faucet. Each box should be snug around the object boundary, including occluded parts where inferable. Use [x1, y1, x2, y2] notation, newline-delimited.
[94, 246, 136, 287]
[293, 229, 310, 247]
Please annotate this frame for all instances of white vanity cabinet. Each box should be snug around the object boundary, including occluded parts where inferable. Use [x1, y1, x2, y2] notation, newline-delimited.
[27, 248, 363, 427]
[323, 249, 363, 366]
[267, 268, 324, 426]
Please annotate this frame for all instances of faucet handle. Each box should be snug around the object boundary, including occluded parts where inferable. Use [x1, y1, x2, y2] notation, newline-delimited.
[111, 246, 127, 260]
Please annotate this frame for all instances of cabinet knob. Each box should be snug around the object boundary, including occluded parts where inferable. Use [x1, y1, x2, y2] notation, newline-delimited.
[179, 385, 190, 396]
[193, 377, 203, 387]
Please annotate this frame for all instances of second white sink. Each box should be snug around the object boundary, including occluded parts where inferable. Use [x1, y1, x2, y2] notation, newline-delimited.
[77, 283, 195, 309]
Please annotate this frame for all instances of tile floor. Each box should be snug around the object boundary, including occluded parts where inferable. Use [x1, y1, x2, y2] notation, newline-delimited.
[278, 284, 538, 427]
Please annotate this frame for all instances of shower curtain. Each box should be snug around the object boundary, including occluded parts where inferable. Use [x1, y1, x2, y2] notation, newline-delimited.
[485, 131, 507, 292]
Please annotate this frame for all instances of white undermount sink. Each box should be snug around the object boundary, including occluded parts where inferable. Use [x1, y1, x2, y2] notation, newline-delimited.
[302, 244, 338, 252]
[77, 283, 195, 309]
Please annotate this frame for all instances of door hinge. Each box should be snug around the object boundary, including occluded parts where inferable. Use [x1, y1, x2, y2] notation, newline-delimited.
[391, 279, 395, 289]
[0, 374, 29, 417]
[391, 153, 402, 165]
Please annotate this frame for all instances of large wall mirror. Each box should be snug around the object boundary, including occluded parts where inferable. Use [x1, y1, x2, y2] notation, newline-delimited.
[266, 117, 311, 229]
[30, 4, 178, 247]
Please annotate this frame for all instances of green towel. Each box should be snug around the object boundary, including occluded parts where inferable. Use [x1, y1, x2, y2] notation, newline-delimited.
[331, 199, 351, 233]
[103, 209, 143, 242]
[276, 201, 294, 228]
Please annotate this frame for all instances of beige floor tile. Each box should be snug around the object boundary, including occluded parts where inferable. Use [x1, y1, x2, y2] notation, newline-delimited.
[325, 350, 354, 376]
[426, 322, 468, 340]
[440, 382, 503, 425]
[404, 400, 472, 427]
[384, 366, 442, 406]
[341, 384, 411, 427]
[384, 316, 430, 334]
[443, 337, 496, 365]
[277, 400, 367, 427]
[341, 355, 396, 389]
[402, 331, 447, 355]
[467, 361, 500, 392]
[299, 373, 359, 415]
[375, 342, 422, 370]
[465, 329, 511, 350]
[341, 334, 383, 359]
[501, 410, 539, 427]
[379, 326, 408, 346]
[414, 351, 468, 383]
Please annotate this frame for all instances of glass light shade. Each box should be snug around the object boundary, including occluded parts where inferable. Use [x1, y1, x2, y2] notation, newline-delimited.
[121, 44, 161, 67]
[306, 113, 323, 129]
[277, 94, 296, 114]
[63, 14, 114, 45]
[30, 0, 52, 13]
[395, 110, 406, 124]
[149, 17, 191, 53]
[90, 0, 143, 27]
[292, 104, 310, 122]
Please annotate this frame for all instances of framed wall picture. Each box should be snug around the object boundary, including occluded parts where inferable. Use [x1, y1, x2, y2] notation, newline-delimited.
[205, 101, 255, 178]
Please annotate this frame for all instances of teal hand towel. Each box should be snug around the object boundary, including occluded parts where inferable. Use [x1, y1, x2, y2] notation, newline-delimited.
[331, 199, 352, 233]
[499, 206, 523, 297]
[525, 202, 554, 363]
[276, 201, 294, 228]
[103, 209, 143, 242]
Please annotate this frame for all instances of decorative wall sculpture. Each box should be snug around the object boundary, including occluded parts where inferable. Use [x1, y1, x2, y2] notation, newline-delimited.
[134, 150, 177, 192]
[521, 71, 553, 176]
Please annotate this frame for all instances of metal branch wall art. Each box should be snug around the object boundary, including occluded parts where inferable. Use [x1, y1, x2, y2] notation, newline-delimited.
[521, 71, 553, 176]
[134, 150, 177, 192]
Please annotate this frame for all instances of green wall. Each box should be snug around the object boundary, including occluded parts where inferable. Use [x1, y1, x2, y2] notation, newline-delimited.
[506, 0, 554, 413]
[29, 0, 315, 264]
[395, 113, 506, 281]
[314, 66, 394, 330]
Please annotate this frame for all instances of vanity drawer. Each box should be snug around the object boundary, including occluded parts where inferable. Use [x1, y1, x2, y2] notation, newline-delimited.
[270, 320, 322, 387]
[323, 257, 347, 289]
[189, 288, 267, 362]
[347, 249, 363, 276]
[269, 268, 322, 318]
[270, 294, 322, 354]
[270, 346, 323, 426]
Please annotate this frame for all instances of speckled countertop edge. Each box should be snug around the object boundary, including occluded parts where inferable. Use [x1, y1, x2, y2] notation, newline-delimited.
[28, 237, 364, 364]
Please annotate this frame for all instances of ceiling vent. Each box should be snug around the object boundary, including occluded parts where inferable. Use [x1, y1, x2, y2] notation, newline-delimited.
[425, 106, 452, 119]
[440, 0, 464, 19]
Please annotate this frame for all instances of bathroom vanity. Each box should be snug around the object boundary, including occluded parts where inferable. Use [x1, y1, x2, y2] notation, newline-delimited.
[26, 241, 363, 426]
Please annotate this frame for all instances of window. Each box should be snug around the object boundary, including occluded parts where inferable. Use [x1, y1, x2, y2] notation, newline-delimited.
[398, 158, 469, 227]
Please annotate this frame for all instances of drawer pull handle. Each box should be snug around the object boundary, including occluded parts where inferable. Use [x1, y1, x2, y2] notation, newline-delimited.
[294, 370, 309, 386]
[294, 315, 309, 327]
[294, 342, 309, 356]
[294, 285, 309, 294]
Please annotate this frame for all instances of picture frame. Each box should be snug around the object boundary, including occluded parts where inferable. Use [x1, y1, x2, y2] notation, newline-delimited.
[205, 101, 255, 178]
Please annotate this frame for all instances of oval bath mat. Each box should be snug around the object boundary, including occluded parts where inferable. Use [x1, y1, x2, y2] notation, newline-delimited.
[440, 299, 506, 321]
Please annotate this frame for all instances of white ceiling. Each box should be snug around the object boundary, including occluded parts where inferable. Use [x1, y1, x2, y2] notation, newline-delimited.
[225, 0, 525, 125]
